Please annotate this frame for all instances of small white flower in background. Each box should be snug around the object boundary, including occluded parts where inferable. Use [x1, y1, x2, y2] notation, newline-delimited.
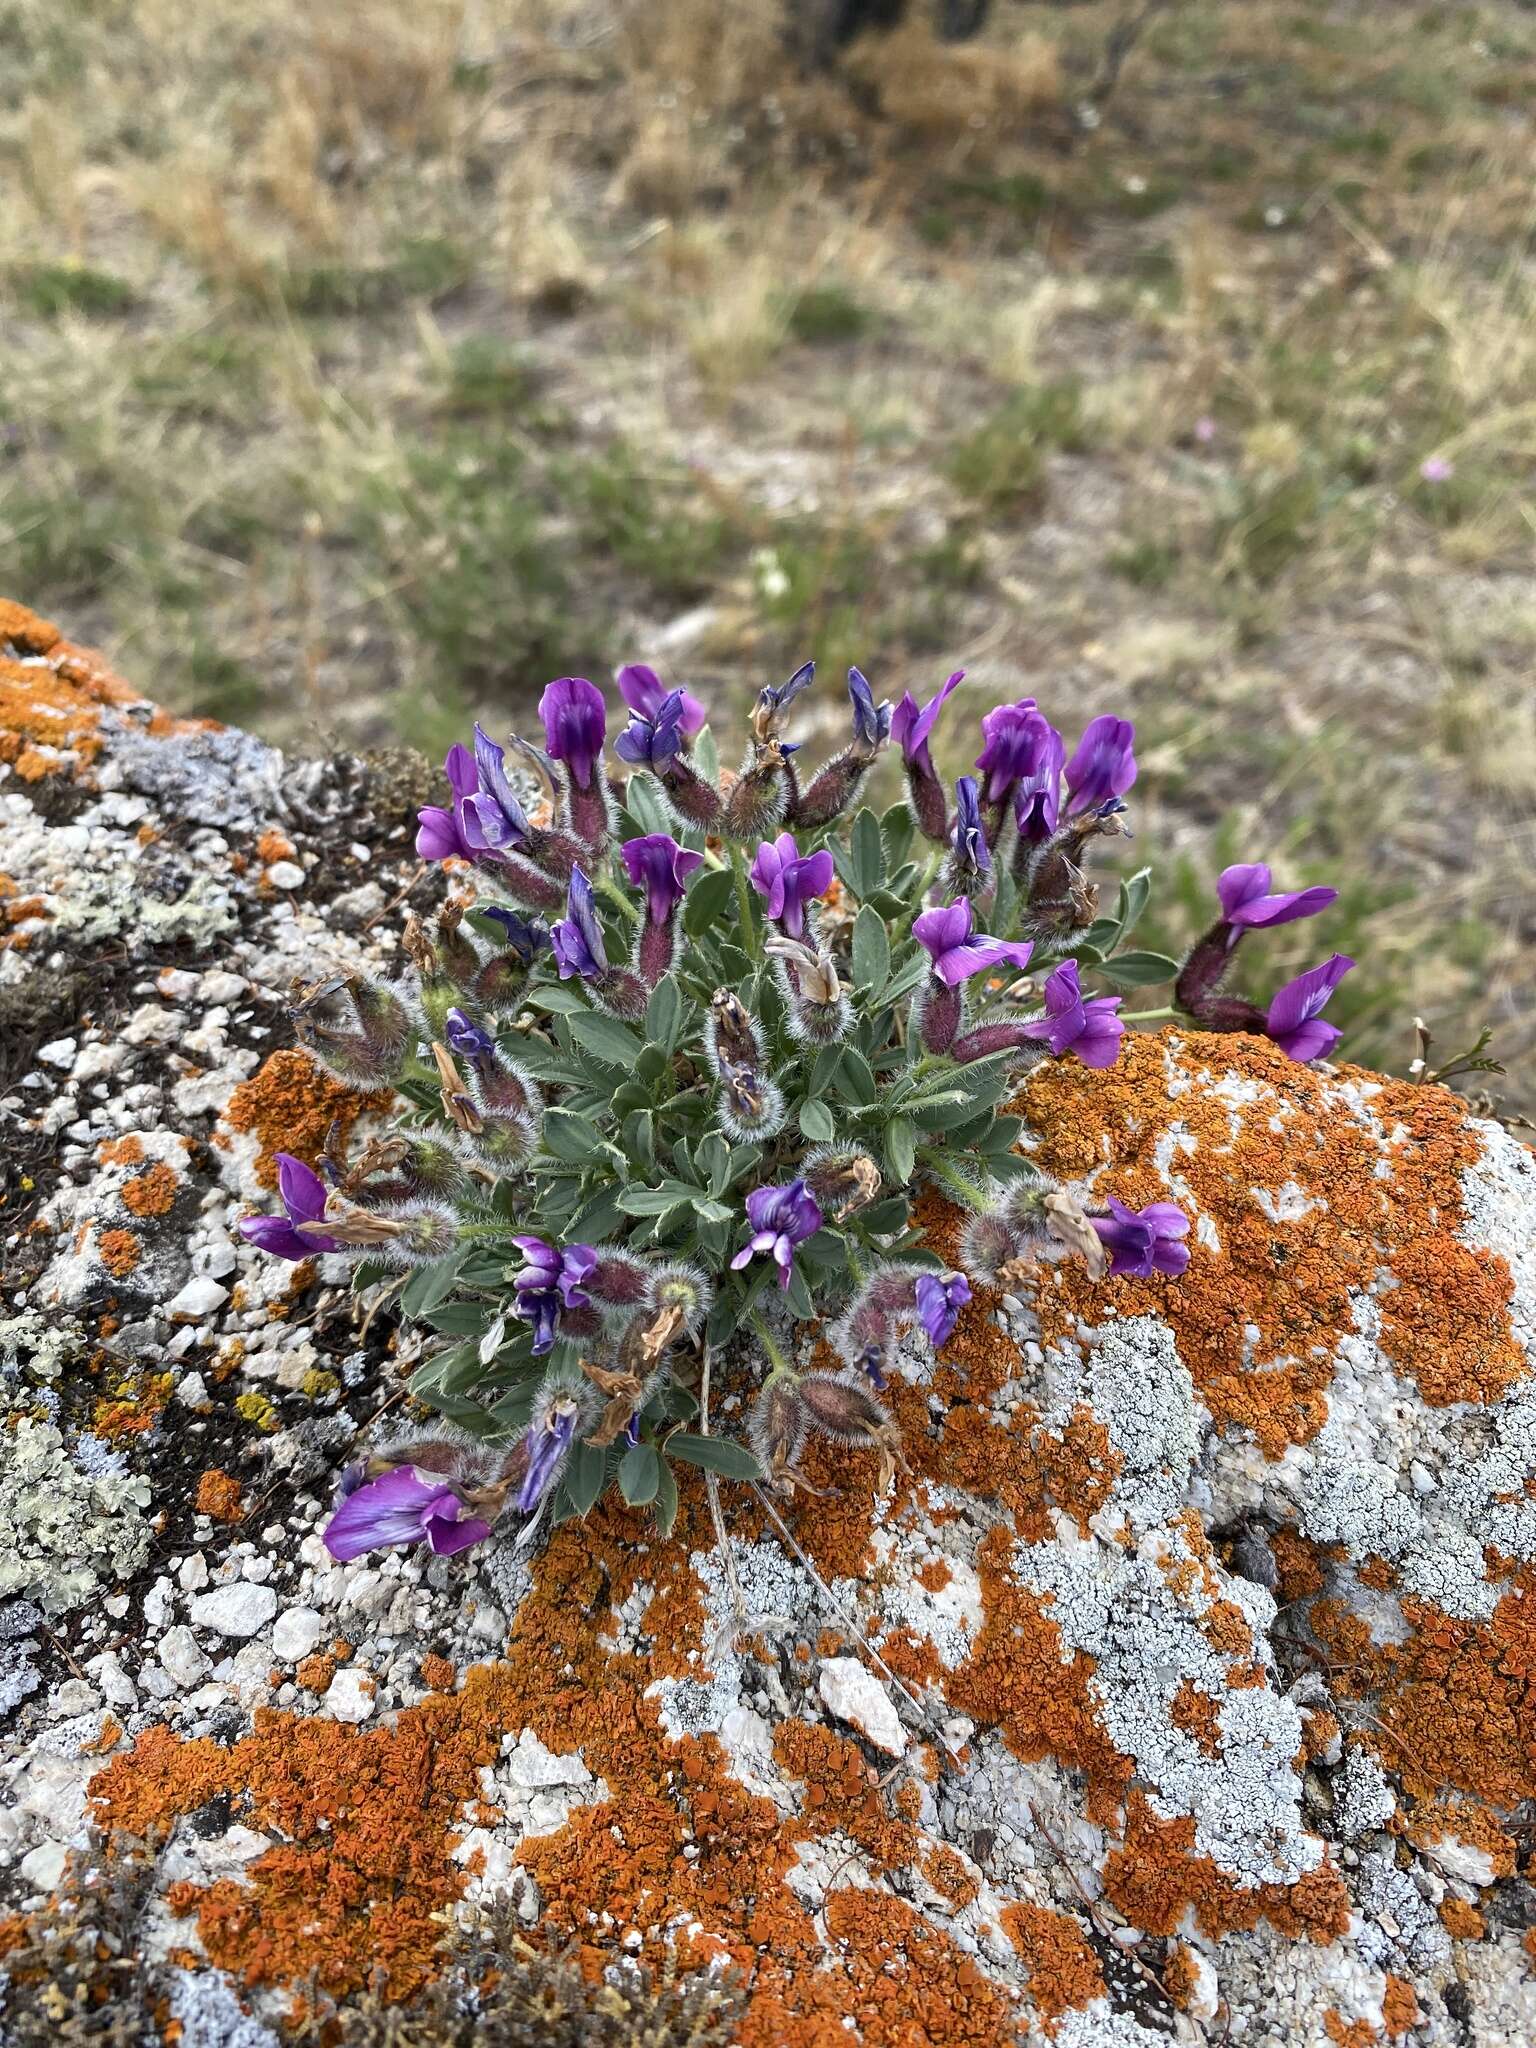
[1263, 205, 1287, 228]
[752, 547, 790, 601]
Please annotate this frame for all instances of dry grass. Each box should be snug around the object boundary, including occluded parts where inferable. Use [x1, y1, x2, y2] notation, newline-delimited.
[4, 0, 1536, 1100]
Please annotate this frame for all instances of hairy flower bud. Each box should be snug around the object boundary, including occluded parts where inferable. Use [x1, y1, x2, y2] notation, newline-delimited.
[722, 745, 793, 841]
[288, 973, 410, 1087]
[747, 1379, 807, 1487]
[801, 1147, 881, 1223]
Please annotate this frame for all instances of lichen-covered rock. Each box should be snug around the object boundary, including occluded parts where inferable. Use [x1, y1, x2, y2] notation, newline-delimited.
[4, 600, 1536, 2046]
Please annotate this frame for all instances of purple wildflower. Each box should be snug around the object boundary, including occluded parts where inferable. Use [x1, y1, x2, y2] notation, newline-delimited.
[510, 1237, 598, 1354]
[1265, 953, 1354, 1062]
[617, 661, 706, 738]
[1012, 722, 1066, 843]
[975, 698, 1057, 809]
[915, 1270, 971, 1350]
[890, 669, 963, 774]
[461, 724, 534, 852]
[912, 898, 1034, 988]
[951, 776, 991, 880]
[1018, 959, 1124, 1069]
[479, 907, 550, 965]
[615, 687, 687, 769]
[1216, 864, 1338, 935]
[754, 660, 816, 737]
[847, 667, 891, 752]
[444, 1008, 495, 1062]
[1064, 716, 1137, 816]
[1091, 1195, 1190, 1280]
[322, 1464, 492, 1561]
[239, 1154, 339, 1262]
[1420, 455, 1454, 484]
[550, 865, 607, 980]
[415, 743, 480, 862]
[730, 1179, 824, 1291]
[621, 833, 704, 923]
[515, 1399, 580, 1513]
[539, 677, 607, 791]
[749, 832, 835, 941]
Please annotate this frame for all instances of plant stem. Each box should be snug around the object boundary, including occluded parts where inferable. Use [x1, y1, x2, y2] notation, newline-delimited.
[1122, 1005, 1180, 1023]
[728, 845, 760, 959]
[748, 1309, 796, 1382]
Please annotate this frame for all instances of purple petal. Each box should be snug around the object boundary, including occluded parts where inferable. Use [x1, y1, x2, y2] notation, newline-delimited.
[426, 1508, 492, 1556]
[617, 662, 705, 734]
[239, 1214, 316, 1262]
[275, 1154, 328, 1227]
[415, 806, 464, 862]
[1265, 953, 1355, 1040]
[323, 1467, 453, 1561]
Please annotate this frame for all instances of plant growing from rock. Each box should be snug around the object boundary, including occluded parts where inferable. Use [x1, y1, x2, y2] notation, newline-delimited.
[239, 659, 1347, 1556]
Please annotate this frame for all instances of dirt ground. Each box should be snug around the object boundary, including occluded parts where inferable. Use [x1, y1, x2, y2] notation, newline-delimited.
[5, 0, 1535, 1099]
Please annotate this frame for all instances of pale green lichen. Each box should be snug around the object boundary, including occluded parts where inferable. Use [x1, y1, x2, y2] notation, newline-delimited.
[0, 1308, 86, 1385]
[1, 1419, 152, 1615]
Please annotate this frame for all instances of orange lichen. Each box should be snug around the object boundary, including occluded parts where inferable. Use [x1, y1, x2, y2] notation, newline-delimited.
[1000, 1902, 1104, 2030]
[1020, 1034, 1526, 1452]
[97, 1228, 141, 1277]
[1382, 1975, 1419, 2036]
[93, 1369, 173, 1440]
[1323, 2014, 1375, 2048]
[948, 1529, 1132, 1829]
[257, 828, 296, 864]
[121, 1162, 180, 1217]
[1170, 1679, 1223, 1757]
[1406, 1796, 1515, 1877]
[1101, 1792, 1349, 1943]
[195, 1470, 245, 1524]
[222, 1049, 387, 1189]
[1313, 1580, 1536, 1809]
[97, 1135, 146, 1167]
[915, 1558, 952, 1594]
[1439, 1897, 1485, 1940]
[419, 1654, 456, 1692]
[922, 1843, 979, 1910]
[0, 600, 214, 778]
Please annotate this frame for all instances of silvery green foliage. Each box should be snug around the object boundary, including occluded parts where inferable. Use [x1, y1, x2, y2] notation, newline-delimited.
[255, 666, 1176, 1540]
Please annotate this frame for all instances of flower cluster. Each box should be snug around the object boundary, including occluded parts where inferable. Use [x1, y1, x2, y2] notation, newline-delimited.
[239, 657, 1353, 1565]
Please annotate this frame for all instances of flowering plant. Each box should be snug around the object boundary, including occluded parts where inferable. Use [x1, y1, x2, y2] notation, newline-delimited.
[243, 660, 1347, 1560]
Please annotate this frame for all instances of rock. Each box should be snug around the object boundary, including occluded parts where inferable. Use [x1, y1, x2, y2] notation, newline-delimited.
[165, 1276, 230, 1320]
[818, 1656, 906, 1757]
[157, 1626, 211, 1688]
[188, 1585, 278, 1640]
[323, 1667, 375, 1723]
[271, 1607, 325, 1662]
[19, 1840, 68, 1890]
[265, 860, 305, 889]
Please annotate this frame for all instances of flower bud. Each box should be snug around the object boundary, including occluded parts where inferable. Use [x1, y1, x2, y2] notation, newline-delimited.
[747, 1379, 808, 1485]
[721, 746, 792, 841]
[288, 973, 411, 1087]
[802, 1147, 881, 1223]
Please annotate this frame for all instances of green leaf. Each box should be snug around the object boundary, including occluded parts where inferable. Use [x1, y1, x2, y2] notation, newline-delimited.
[849, 807, 886, 897]
[684, 865, 735, 937]
[422, 1301, 498, 1335]
[785, 1264, 814, 1319]
[667, 1432, 761, 1479]
[621, 1108, 656, 1170]
[692, 723, 719, 786]
[567, 1012, 645, 1068]
[399, 1253, 462, 1318]
[541, 1107, 608, 1163]
[880, 802, 915, 871]
[565, 1440, 607, 1515]
[623, 774, 673, 837]
[529, 983, 601, 1017]
[798, 1098, 836, 1143]
[618, 1441, 660, 1506]
[615, 1179, 709, 1216]
[851, 906, 891, 994]
[653, 1453, 679, 1535]
[836, 1045, 877, 1106]
[880, 952, 929, 1008]
[1116, 866, 1153, 940]
[645, 975, 684, 1051]
[567, 1190, 626, 1242]
[883, 1116, 917, 1186]
[1094, 949, 1180, 989]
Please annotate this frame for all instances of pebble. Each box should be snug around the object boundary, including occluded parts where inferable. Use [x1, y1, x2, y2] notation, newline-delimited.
[817, 1656, 906, 1757]
[176, 1370, 212, 1410]
[157, 1626, 211, 1688]
[179, 1552, 210, 1593]
[266, 861, 305, 890]
[166, 1276, 230, 1320]
[36, 1037, 77, 1069]
[122, 1005, 179, 1046]
[52, 1679, 102, 1719]
[324, 1667, 375, 1724]
[271, 1607, 326, 1662]
[188, 1584, 278, 1640]
[88, 1651, 138, 1709]
[19, 1841, 68, 1891]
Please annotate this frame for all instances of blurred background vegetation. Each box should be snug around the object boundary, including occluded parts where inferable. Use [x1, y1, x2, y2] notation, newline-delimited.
[4, 0, 1535, 1100]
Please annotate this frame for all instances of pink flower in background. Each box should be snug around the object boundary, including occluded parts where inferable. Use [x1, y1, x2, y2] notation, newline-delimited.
[1420, 456, 1454, 484]
[1193, 416, 1216, 444]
